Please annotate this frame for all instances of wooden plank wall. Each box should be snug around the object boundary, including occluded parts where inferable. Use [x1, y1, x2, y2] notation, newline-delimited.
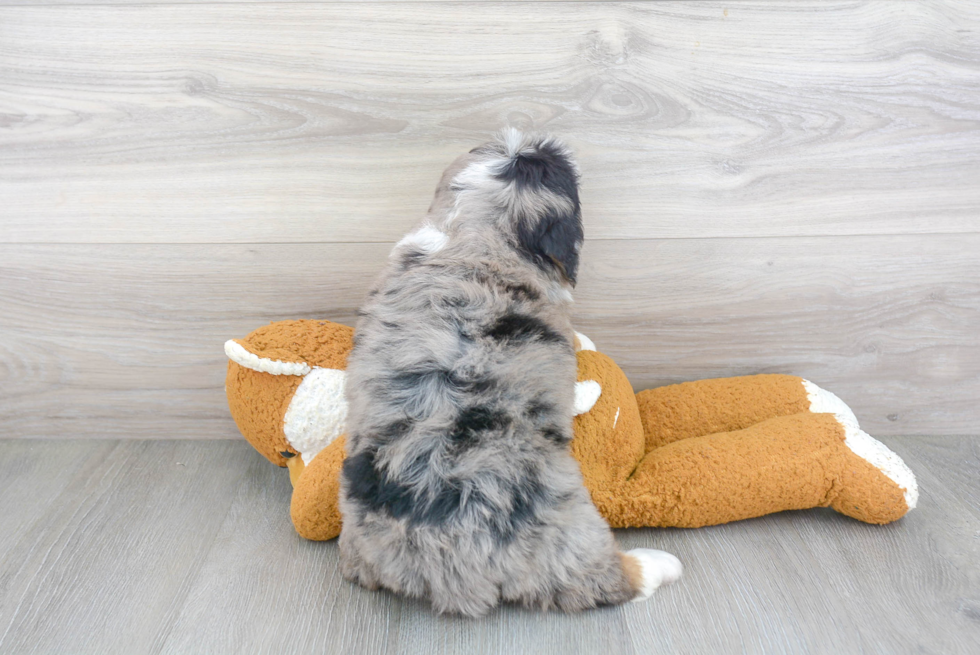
[1, 1, 978, 438]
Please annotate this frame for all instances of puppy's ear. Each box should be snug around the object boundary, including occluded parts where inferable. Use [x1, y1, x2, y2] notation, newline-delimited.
[495, 136, 584, 285]
[515, 207, 583, 286]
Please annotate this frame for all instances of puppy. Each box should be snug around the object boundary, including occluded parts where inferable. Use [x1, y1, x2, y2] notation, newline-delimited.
[339, 130, 681, 616]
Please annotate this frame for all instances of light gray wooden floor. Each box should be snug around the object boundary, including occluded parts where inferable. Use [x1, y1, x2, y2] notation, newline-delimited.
[1, 437, 977, 655]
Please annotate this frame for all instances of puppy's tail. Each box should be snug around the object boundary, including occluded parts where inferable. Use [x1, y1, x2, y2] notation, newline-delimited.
[454, 129, 584, 284]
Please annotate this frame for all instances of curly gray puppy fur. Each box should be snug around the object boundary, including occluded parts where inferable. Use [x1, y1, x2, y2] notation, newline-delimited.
[339, 131, 681, 617]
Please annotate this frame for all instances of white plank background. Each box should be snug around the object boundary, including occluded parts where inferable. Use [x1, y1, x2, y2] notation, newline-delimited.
[1, 1, 978, 438]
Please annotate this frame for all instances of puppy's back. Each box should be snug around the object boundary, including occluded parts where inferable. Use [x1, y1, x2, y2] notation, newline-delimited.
[338, 133, 677, 615]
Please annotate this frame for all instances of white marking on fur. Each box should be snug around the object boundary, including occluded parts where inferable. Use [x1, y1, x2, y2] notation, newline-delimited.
[224, 340, 311, 376]
[443, 207, 460, 227]
[283, 367, 349, 465]
[627, 549, 683, 601]
[452, 160, 497, 190]
[803, 379, 918, 509]
[498, 128, 580, 174]
[393, 225, 448, 255]
[501, 126, 525, 156]
[574, 331, 596, 352]
[573, 380, 601, 415]
[547, 284, 574, 305]
[613, 407, 620, 429]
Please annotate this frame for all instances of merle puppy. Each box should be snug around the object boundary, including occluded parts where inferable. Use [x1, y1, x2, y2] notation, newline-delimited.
[339, 130, 681, 616]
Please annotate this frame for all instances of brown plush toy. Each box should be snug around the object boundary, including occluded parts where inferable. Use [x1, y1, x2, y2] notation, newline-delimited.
[225, 320, 917, 541]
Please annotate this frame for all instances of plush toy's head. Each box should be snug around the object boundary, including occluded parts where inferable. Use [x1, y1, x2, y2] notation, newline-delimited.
[225, 320, 353, 468]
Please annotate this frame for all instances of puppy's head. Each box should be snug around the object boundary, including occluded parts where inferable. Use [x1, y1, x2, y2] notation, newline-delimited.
[431, 130, 584, 286]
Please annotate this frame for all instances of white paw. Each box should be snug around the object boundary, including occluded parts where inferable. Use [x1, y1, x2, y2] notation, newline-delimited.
[627, 549, 683, 602]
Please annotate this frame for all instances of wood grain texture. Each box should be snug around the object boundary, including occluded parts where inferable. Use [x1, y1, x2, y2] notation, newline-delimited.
[0, 440, 262, 654]
[0, 437, 977, 654]
[1, 1, 979, 243]
[1, 234, 977, 439]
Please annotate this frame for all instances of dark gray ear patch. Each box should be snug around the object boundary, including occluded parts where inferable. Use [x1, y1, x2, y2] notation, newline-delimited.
[515, 206, 584, 285]
[496, 139, 584, 285]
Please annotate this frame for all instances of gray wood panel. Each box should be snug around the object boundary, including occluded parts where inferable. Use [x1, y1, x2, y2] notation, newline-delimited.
[1, 234, 977, 439]
[0, 440, 262, 655]
[0, 437, 976, 654]
[2, 1, 978, 243]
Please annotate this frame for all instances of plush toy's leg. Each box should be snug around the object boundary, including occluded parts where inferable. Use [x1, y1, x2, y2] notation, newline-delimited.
[290, 436, 346, 541]
[634, 374, 814, 452]
[602, 411, 916, 528]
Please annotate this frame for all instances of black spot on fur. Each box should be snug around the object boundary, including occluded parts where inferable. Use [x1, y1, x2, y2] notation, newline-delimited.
[343, 447, 469, 525]
[400, 248, 427, 268]
[449, 405, 511, 453]
[387, 367, 494, 403]
[541, 426, 569, 444]
[377, 419, 414, 444]
[491, 466, 547, 543]
[425, 484, 464, 524]
[525, 400, 554, 419]
[458, 376, 496, 394]
[500, 282, 541, 302]
[343, 448, 417, 520]
[390, 367, 450, 390]
[485, 313, 567, 346]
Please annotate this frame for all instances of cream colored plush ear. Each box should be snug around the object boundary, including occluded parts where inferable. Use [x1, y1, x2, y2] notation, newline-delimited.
[224, 339, 311, 376]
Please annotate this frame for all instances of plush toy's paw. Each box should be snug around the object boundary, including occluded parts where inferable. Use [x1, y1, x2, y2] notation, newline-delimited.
[804, 380, 918, 522]
[572, 331, 602, 415]
[624, 549, 683, 601]
[290, 436, 346, 541]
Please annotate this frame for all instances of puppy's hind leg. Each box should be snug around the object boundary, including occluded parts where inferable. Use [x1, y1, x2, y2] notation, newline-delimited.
[538, 499, 682, 611]
[338, 528, 382, 591]
[548, 546, 682, 611]
[619, 549, 683, 602]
